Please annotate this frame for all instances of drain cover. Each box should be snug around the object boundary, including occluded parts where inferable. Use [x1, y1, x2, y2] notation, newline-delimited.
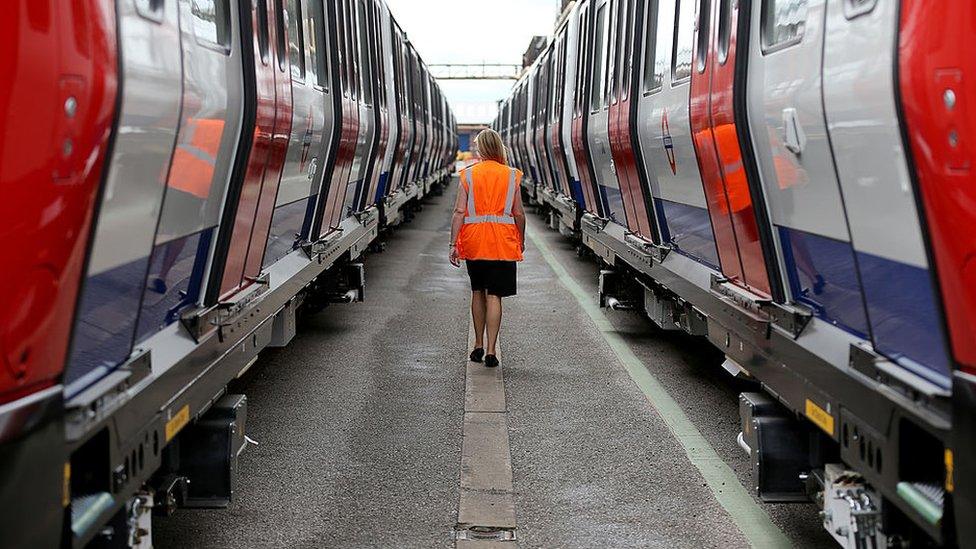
[455, 526, 517, 542]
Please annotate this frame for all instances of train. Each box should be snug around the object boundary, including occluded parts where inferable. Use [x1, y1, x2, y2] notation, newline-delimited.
[494, 0, 974, 546]
[0, 0, 456, 546]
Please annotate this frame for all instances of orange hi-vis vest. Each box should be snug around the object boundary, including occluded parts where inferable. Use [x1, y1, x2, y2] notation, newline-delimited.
[456, 161, 524, 262]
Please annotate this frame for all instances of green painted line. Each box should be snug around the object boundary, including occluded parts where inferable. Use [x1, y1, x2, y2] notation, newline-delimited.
[527, 227, 791, 549]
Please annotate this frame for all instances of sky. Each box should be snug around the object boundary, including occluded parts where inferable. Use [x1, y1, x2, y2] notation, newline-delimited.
[385, 0, 561, 125]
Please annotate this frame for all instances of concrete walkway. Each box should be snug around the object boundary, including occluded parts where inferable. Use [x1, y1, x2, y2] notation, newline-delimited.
[155, 182, 833, 548]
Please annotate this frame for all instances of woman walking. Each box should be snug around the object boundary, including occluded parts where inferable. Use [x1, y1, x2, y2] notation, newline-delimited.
[449, 130, 525, 368]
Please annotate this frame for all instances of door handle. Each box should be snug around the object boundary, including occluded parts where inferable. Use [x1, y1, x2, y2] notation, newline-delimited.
[782, 108, 806, 155]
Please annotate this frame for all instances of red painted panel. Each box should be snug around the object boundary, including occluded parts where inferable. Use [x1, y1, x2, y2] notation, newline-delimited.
[690, 3, 743, 283]
[708, 1, 769, 296]
[220, 0, 280, 298]
[610, 92, 653, 240]
[0, 0, 118, 402]
[689, 0, 770, 296]
[243, 3, 293, 278]
[899, 0, 976, 371]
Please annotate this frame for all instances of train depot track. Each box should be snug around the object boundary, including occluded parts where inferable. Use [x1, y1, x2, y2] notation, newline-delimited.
[153, 187, 832, 548]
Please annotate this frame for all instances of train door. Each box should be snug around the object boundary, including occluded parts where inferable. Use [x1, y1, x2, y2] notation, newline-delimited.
[316, 0, 359, 239]
[525, 71, 540, 188]
[390, 29, 412, 194]
[571, 1, 605, 217]
[742, 1, 870, 339]
[297, 0, 336, 246]
[634, 0, 719, 267]
[265, 0, 330, 267]
[538, 53, 561, 194]
[822, 0, 950, 384]
[550, 36, 573, 197]
[407, 50, 424, 187]
[608, 0, 657, 242]
[135, 0, 245, 339]
[374, 5, 399, 202]
[587, 0, 625, 223]
[343, 0, 372, 215]
[559, 19, 586, 207]
[360, 0, 389, 210]
[213, 0, 292, 300]
[689, 0, 776, 297]
[3, 0, 119, 399]
[66, 0, 182, 392]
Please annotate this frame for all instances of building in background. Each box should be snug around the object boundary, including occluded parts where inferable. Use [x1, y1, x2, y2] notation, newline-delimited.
[522, 36, 548, 68]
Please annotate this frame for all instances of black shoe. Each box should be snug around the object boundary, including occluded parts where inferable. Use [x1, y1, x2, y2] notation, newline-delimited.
[484, 354, 499, 368]
[470, 348, 485, 363]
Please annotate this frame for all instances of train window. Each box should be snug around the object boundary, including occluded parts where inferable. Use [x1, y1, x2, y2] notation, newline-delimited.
[642, 0, 662, 92]
[695, 0, 711, 73]
[620, 0, 633, 99]
[336, 1, 349, 96]
[257, 0, 270, 63]
[190, 0, 231, 51]
[671, 0, 695, 82]
[761, 0, 808, 52]
[286, 0, 304, 79]
[590, 3, 607, 112]
[357, 0, 372, 105]
[611, 0, 623, 102]
[275, 0, 287, 71]
[372, 5, 385, 109]
[606, 0, 618, 106]
[574, 5, 589, 116]
[717, 0, 732, 64]
[306, 0, 327, 90]
[345, 0, 358, 100]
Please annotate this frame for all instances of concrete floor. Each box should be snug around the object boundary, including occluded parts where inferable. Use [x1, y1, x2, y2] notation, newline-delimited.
[155, 184, 835, 548]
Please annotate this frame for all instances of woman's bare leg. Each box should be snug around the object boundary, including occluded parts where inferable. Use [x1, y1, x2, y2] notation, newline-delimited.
[486, 294, 502, 356]
[471, 290, 487, 348]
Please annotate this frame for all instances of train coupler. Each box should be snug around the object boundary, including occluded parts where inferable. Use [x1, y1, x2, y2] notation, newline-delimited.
[821, 464, 888, 549]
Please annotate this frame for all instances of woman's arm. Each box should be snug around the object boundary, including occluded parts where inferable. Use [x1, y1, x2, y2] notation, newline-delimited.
[449, 179, 468, 266]
[512, 186, 526, 252]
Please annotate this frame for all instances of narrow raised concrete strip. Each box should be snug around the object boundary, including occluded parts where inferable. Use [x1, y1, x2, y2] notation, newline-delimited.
[456, 327, 516, 547]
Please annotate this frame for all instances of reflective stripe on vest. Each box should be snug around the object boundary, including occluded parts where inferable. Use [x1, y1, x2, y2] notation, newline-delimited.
[463, 167, 517, 225]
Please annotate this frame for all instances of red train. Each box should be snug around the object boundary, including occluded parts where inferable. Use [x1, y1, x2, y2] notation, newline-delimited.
[496, 0, 975, 546]
[0, 0, 456, 545]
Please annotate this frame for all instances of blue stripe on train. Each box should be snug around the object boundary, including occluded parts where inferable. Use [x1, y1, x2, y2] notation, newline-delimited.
[657, 199, 719, 270]
[135, 228, 214, 344]
[375, 172, 389, 204]
[777, 226, 869, 339]
[264, 197, 310, 268]
[600, 184, 625, 226]
[65, 227, 216, 397]
[856, 250, 950, 386]
[778, 225, 950, 386]
[569, 178, 584, 210]
[66, 255, 151, 393]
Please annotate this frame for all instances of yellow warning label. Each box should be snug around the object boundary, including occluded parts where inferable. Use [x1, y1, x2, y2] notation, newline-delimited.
[165, 405, 190, 442]
[805, 399, 835, 436]
[62, 462, 71, 507]
[946, 449, 955, 493]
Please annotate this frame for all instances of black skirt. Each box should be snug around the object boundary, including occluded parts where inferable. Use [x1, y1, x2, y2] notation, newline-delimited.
[465, 260, 517, 297]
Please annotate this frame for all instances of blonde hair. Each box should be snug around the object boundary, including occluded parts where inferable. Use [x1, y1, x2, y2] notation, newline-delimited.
[475, 129, 508, 165]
